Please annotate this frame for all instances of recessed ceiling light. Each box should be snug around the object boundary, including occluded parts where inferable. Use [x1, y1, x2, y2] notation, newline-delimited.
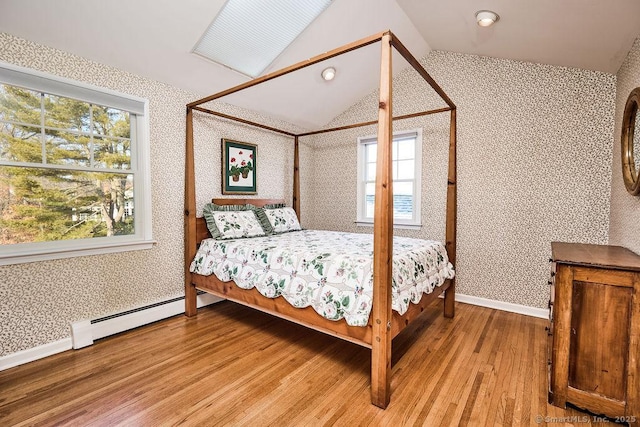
[476, 10, 499, 27]
[321, 67, 336, 81]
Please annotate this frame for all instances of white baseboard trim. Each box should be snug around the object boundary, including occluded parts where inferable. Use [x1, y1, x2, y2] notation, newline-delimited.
[454, 293, 549, 319]
[0, 338, 72, 371]
[1, 293, 221, 371]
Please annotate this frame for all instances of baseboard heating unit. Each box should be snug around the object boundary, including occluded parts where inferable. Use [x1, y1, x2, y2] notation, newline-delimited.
[71, 292, 220, 349]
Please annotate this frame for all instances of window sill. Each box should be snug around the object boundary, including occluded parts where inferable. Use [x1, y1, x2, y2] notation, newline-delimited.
[0, 239, 157, 266]
[355, 221, 422, 230]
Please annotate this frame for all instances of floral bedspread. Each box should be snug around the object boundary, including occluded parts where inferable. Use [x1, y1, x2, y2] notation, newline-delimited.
[190, 230, 455, 326]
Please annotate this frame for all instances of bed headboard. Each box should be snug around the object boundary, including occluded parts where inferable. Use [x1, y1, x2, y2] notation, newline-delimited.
[195, 198, 286, 245]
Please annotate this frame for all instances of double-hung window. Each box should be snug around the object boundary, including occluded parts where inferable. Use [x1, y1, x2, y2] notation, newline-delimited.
[356, 129, 422, 227]
[0, 63, 153, 265]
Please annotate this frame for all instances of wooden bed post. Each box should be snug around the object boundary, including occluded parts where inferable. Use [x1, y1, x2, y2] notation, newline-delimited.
[444, 107, 457, 318]
[389, 33, 457, 319]
[371, 31, 393, 409]
[185, 107, 198, 317]
[293, 136, 301, 221]
[184, 31, 457, 408]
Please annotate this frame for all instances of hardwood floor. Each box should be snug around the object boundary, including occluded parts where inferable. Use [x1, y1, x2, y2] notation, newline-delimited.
[0, 301, 602, 426]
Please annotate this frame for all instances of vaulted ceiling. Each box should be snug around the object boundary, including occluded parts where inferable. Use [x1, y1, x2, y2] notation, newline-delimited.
[1, 0, 639, 129]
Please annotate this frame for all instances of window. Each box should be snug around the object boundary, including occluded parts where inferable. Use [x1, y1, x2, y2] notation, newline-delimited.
[0, 63, 153, 265]
[193, 0, 332, 78]
[356, 129, 422, 227]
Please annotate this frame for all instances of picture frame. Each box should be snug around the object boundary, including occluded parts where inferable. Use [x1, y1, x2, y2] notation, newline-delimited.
[221, 138, 257, 195]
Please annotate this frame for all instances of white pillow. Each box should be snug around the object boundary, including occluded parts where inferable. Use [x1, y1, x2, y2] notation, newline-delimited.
[264, 207, 301, 234]
[212, 210, 265, 239]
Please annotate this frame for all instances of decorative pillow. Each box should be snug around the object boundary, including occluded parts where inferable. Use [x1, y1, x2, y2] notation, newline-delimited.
[263, 206, 301, 234]
[206, 203, 249, 212]
[253, 206, 274, 235]
[202, 203, 265, 239]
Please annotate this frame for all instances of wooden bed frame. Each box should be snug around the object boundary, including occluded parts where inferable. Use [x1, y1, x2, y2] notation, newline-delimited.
[184, 30, 457, 409]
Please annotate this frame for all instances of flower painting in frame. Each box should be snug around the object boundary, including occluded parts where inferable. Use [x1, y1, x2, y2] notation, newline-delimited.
[222, 139, 257, 194]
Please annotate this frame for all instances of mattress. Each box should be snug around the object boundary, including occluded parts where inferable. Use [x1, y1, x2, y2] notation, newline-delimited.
[190, 229, 454, 326]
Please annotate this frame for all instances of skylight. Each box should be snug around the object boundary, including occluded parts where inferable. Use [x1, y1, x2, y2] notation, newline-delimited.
[193, 0, 333, 78]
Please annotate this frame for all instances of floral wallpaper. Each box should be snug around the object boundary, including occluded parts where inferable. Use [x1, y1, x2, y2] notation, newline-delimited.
[303, 50, 616, 310]
[0, 31, 621, 359]
[0, 33, 305, 357]
[609, 38, 640, 254]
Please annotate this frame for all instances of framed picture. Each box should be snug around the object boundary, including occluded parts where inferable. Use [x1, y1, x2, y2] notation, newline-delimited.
[221, 138, 257, 194]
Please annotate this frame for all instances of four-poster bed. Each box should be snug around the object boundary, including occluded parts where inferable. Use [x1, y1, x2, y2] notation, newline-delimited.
[184, 30, 457, 408]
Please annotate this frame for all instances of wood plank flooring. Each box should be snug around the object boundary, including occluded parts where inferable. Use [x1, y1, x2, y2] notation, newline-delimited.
[0, 301, 605, 426]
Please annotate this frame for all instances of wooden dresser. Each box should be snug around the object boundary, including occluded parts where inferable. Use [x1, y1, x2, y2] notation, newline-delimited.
[548, 242, 640, 423]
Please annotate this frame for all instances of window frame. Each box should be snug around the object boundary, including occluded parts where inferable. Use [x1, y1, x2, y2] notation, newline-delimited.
[356, 128, 423, 229]
[0, 62, 154, 266]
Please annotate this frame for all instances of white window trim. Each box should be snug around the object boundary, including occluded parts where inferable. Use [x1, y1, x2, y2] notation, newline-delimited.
[356, 128, 423, 228]
[0, 61, 155, 266]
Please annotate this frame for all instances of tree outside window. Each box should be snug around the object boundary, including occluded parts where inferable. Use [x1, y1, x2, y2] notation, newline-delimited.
[0, 84, 134, 244]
